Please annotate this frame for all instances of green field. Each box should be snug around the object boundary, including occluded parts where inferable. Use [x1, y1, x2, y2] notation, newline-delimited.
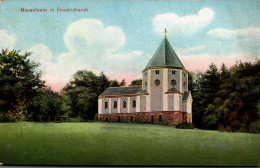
[0, 122, 259, 166]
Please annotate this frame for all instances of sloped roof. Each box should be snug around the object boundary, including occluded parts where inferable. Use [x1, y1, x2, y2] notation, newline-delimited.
[143, 38, 184, 72]
[165, 87, 181, 94]
[99, 86, 142, 97]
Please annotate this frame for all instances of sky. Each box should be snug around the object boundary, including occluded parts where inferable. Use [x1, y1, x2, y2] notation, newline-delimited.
[0, 0, 260, 91]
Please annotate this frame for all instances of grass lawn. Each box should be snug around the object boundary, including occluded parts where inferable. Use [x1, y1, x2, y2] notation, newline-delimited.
[0, 122, 259, 166]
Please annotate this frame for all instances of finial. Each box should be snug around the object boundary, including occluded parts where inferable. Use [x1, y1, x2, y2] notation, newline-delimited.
[164, 28, 167, 39]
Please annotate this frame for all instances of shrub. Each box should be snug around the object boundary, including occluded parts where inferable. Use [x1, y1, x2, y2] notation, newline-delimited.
[176, 123, 194, 129]
[249, 122, 260, 133]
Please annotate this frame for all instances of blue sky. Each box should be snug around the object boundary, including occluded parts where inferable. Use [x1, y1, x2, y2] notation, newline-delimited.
[0, 0, 259, 91]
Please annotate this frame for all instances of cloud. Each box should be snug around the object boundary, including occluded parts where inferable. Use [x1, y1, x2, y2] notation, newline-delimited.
[28, 19, 147, 91]
[206, 27, 260, 57]
[0, 29, 16, 50]
[176, 45, 206, 55]
[180, 52, 256, 73]
[175, 27, 260, 72]
[153, 7, 214, 36]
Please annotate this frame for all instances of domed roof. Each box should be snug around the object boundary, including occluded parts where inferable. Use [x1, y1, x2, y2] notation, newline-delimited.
[143, 37, 184, 72]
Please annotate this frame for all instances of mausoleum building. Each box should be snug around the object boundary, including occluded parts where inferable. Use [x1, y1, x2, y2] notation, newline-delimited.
[98, 33, 192, 125]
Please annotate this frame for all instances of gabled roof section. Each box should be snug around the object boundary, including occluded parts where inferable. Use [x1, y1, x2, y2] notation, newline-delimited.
[165, 87, 181, 94]
[143, 38, 184, 72]
[99, 86, 142, 98]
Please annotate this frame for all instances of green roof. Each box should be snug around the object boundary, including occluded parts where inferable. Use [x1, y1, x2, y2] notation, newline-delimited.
[144, 38, 184, 71]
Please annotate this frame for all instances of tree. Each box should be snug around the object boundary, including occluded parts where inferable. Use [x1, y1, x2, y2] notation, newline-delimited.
[119, 79, 126, 86]
[110, 79, 120, 87]
[62, 70, 110, 120]
[0, 49, 44, 121]
[130, 79, 142, 86]
[27, 88, 67, 120]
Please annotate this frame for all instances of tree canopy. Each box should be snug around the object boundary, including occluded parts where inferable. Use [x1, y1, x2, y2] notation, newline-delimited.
[0, 49, 44, 121]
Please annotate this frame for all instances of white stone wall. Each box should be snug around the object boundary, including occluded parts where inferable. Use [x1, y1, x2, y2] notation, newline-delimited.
[143, 72, 148, 90]
[129, 97, 137, 113]
[110, 98, 118, 113]
[140, 95, 146, 112]
[173, 94, 180, 111]
[98, 99, 102, 114]
[120, 97, 128, 113]
[182, 71, 188, 93]
[101, 98, 110, 114]
[167, 69, 182, 93]
[168, 94, 174, 111]
[99, 68, 191, 115]
[163, 69, 168, 111]
[149, 69, 163, 111]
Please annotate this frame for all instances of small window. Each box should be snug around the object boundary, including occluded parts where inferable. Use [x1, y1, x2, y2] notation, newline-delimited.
[114, 101, 117, 108]
[155, 79, 160, 86]
[132, 100, 136, 108]
[105, 117, 108, 122]
[151, 115, 154, 123]
[118, 117, 120, 122]
[159, 115, 162, 122]
[123, 101, 127, 108]
[172, 70, 176, 75]
[105, 102, 108, 109]
[155, 70, 159, 74]
[130, 116, 133, 122]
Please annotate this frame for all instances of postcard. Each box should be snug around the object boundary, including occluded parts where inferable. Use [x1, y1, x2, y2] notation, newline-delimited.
[0, 0, 259, 166]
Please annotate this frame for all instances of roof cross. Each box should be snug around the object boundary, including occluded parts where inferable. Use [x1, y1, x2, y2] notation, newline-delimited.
[164, 28, 167, 39]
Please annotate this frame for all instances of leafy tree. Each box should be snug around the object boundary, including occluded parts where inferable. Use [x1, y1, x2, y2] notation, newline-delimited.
[0, 49, 44, 121]
[119, 79, 126, 86]
[27, 88, 67, 120]
[110, 79, 120, 87]
[130, 79, 142, 86]
[62, 70, 110, 120]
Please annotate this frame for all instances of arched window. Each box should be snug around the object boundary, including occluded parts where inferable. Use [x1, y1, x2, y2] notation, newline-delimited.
[105, 102, 108, 109]
[114, 101, 117, 108]
[132, 100, 136, 108]
[159, 115, 162, 122]
[123, 101, 127, 108]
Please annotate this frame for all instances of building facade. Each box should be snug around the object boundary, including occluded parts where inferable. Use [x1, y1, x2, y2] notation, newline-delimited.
[98, 35, 192, 125]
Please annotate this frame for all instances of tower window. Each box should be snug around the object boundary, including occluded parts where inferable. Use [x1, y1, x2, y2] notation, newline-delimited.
[123, 100, 127, 108]
[171, 79, 176, 86]
[114, 101, 117, 108]
[159, 115, 162, 122]
[172, 70, 176, 75]
[132, 100, 136, 108]
[155, 70, 160, 74]
[155, 79, 160, 86]
[105, 102, 108, 109]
